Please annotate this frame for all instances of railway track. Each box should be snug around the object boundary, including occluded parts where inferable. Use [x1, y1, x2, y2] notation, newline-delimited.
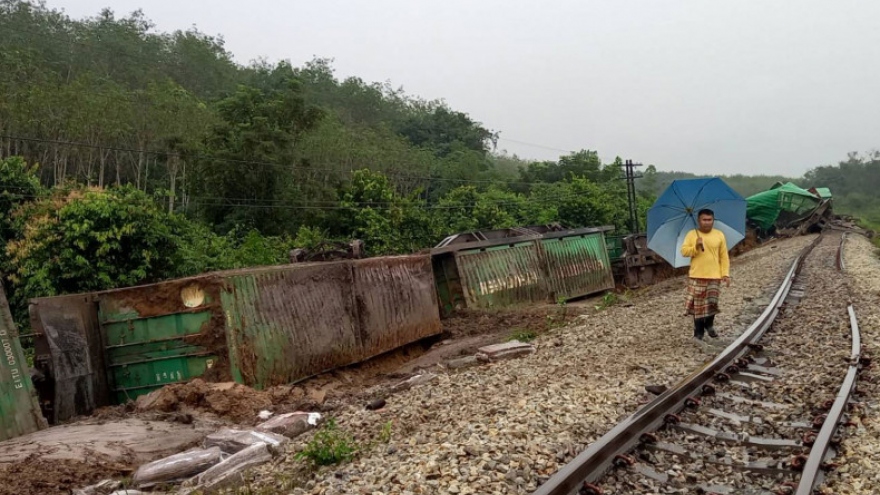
[533, 232, 867, 495]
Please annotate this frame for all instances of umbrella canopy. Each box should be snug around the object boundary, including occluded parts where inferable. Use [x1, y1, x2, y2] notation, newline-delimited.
[647, 178, 746, 268]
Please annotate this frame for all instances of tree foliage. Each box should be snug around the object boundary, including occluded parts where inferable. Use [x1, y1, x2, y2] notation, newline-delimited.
[3, 0, 877, 340]
[0, 1, 648, 325]
[6, 186, 185, 304]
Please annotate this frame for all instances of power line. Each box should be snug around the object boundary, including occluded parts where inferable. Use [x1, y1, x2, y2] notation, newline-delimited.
[0, 182, 612, 211]
[183, 183, 627, 211]
[497, 137, 575, 154]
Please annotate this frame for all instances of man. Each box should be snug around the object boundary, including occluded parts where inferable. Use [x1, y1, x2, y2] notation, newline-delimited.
[680, 208, 730, 343]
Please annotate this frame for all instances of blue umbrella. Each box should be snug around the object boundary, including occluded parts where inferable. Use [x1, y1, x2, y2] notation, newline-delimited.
[647, 178, 746, 268]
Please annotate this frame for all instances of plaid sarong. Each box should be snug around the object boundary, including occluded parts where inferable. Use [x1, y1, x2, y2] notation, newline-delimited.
[685, 278, 721, 319]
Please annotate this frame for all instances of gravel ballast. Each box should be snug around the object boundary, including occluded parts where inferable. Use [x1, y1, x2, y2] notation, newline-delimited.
[821, 234, 880, 494]
[604, 232, 850, 493]
[236, 235, 817, 495]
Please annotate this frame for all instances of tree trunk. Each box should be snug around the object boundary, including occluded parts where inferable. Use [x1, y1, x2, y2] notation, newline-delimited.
[85, 147, 95, 186]
[115, 150, 122, 186]
[98, 149, 109, 188]
[136, 149, 144, 190]
[168, 154, 179, 213]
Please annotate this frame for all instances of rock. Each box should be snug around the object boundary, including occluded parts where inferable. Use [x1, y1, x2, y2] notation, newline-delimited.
[446, 355, 480, 370]
[391, 373, 438, 392]
[475, 341, 536, 361]
[645, 384, 668, 395]
[366, 399, 387, 410]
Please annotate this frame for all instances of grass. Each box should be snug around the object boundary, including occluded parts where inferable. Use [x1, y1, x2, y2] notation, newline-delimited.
[508, 329, 537, 342]
[594, 291, 619, 311]
[594, 289, 633, 311]
[295, 418, 358, 466]
[294, 418, 393, 468]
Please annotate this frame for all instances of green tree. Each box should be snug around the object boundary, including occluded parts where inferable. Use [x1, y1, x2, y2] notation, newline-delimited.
[6, 186, 185, 303]
[335, 169, 431, 255]
[531, 177, 628, 231]
[519, 150, 604, 185]
[0, 157, 45, 269]
[396, 105, 495, 158]
[196, 80, 322, 234]
[432, 186, 539, 236]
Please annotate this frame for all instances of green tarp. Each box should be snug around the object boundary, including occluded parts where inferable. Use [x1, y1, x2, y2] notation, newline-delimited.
[811, 187, 832, 199]
[746, 182, 827, 230]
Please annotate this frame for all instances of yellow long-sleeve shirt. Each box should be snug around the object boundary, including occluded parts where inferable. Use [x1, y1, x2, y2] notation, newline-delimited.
[680, 228, 730, 279]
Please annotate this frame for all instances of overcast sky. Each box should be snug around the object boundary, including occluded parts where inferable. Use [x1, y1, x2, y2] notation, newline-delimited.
[49, 1, 880, 176]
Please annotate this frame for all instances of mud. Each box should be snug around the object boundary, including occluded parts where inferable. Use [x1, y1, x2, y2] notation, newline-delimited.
[440, 305, 580, 339]
[0, 418, 214, 495]
[0, 455, 129, 495]
[134, 379, 277, 424]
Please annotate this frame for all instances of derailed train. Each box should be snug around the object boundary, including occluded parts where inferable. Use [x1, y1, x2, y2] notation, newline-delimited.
[0, 200, 838, 440]
[2, 224, 641, 438]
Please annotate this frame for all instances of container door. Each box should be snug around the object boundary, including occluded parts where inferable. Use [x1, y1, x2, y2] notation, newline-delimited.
[98, 303, 218, 404]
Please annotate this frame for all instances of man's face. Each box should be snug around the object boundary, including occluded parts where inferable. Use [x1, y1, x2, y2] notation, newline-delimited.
[698, 214, 714, 231]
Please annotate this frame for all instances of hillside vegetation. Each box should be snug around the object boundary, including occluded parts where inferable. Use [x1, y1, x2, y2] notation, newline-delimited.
[1, 0, 878, 321]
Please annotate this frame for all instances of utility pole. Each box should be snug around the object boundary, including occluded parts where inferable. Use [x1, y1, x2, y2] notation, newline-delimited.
[622, 159, 643, 233]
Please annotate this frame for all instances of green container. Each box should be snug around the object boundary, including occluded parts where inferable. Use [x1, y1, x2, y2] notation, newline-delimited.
[0, 281, 45, 441]
[540, 232, 615, 301]
[431, 227, 616, 311]
[31, 255, 442, 415]
[101, 310, 218, 403]
[454, 241, 547, 309]
[605, 235, 626, 260]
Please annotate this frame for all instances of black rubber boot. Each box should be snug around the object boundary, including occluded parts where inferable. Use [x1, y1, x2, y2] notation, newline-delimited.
[693, 317, 705, 339]
[705, 315, 718, 338]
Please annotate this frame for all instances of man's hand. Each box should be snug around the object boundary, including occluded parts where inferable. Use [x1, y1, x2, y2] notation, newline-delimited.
[722, 276, 731, 287]
[696, 236, 704, 251]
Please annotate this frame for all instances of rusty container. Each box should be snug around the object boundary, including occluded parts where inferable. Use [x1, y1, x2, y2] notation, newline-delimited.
[351, 256, 441, 360]
[29, 253, 443, 419]
[453, 241, 547, 309]
[29, 293, 108, 423]
[431, 226, 615, 311]
[220, 261, 360, 388]
[539, 229, 615, 301]
[222, 255, 441, 388]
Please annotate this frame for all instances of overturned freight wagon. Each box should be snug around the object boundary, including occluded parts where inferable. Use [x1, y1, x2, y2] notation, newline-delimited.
[0, 281, 46, 441]
[746, 182, 832, 235]
[29, 255, 441, 423]
[431, 226, 616, 314]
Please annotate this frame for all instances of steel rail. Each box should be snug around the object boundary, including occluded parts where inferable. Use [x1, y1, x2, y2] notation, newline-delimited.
[532, 237, 821, 495]
[794, 262, 861, 494]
